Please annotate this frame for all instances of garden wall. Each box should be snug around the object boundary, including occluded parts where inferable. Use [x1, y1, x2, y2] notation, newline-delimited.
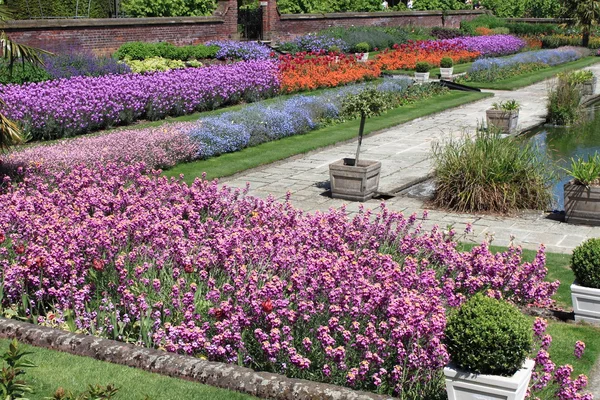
[264, 2, 487, 42]
[1, 0, 238, 55]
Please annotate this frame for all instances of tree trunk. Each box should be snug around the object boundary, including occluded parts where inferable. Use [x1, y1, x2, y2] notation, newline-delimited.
[354, 113, 366, 166]
[583, 28, 590, 48]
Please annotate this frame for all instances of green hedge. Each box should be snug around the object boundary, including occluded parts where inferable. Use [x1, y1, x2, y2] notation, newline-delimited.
[114, 42, 219, 60]
[5, 0, 112, 19]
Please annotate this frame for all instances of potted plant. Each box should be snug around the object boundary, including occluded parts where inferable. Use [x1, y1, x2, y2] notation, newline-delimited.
[568, 70, 596, 96]
[354, 42, 370, 63]
[571, 238, 600, 324]
[414, 61, 431, 82]
[329, 88, 388, 202]
[444, 293, 534, 400]
[564, 153, 600, 226]
[486, 99, 520, 135]
[440, 57, 454, 79]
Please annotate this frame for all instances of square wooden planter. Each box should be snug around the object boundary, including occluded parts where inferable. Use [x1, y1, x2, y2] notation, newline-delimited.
[486, 110, 519, 135]
[571, 281, 600, 324]
[564, 181, 600, 226]
[444, 359, 535, 400]
[329, 158, 381, 202]
[579, 76, 597, 96]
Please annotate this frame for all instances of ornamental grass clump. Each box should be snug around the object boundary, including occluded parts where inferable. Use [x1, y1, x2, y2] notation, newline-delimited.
[432, 127, 553, 213]
[571, 238, 600, 289]
[564, 152, 600, 187]
[445, 293, 532, 376]
[547, 72, 582, 126]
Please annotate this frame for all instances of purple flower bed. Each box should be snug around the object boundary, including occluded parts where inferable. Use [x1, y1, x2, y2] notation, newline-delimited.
[42, 52, 131, 80]
[2, 124, 197, 172]
[206, 40, 273, 60]
[0, 60, 280, 141]
[442, 34, 526, 57]
[278, 33, 350, 53]
[0, 162, 559, 397]
[470, 47, 584, 72]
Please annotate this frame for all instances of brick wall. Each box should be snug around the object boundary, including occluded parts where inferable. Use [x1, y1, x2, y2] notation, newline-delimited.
[2, 0, 238, 55]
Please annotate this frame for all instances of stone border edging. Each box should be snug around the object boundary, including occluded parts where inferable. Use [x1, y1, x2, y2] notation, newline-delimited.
[0, 318, 394, 400]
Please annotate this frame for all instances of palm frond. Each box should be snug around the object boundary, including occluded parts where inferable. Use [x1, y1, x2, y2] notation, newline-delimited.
[1, 32, 51, 70]
[0, 5, 13, 23]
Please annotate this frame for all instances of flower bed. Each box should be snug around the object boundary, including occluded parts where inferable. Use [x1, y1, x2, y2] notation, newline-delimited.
[279, 52, 381, 93]
[0, 162, 558, 397]
[441, 34, 526, 57]
[0, 60, 280, 141]
[373, 41, 480, 71]
[542, 34, 600, 50]
[461, 47, 586, 83]
[206, 41, 273, 61]
[2, 123, 197, 173]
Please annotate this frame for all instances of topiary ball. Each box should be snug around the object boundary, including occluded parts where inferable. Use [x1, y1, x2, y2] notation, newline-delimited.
[572, 238, 600, 289]
[445, 293, 532, 376]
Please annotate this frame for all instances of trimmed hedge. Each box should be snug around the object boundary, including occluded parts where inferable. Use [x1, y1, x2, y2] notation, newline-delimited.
[572, 238, 600, 289]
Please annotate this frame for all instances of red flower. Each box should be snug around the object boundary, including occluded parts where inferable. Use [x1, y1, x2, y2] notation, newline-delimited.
[0, 232, 5, 244]
[262, 299, 273, 313]
[214, 308, 225, 321]
[14, 244, 25, 255]
[92, 258, 105, 272]
[183, 263, 194, 274]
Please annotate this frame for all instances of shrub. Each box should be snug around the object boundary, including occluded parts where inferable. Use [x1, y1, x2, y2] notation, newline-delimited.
[0, 61, 51, 84]
[432, 127, 553, 213]
[572, 238, 600, 289]
[546, 72, 582, 125]
[430, 27, 464, 40]
[120, 0, 216, 17]
[542, 34, 600, 49]
[445, 293, 532, 376]
[415, 61, 431, 72]
[491, 27, 510, 35]
[355, 42, 370, 53]
[277, 33, 349, 53]
[114, 42, 219, 61]
[42, 52, 131, 79]
[319, 26, 410, 51]
[504, 22, 559, 36]
[440, 57, 453, 68]
[125, 57, 186, 73]
[460, 15, 507, 35]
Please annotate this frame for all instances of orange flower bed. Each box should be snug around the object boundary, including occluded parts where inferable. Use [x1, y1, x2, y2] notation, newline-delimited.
[279, 52, 381, 93]
[475, 27, 493, 36]
[522, 36, 543, 50]
[373, 42, 481, 71]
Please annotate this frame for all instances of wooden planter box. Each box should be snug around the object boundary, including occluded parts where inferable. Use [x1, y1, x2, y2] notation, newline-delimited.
[486, 109, 519, 135]
[444, 360, 534, 400]
[578, 76, 597, 96]
[564, 181, 600, 226]
[571, 281, 600, 324]
[329, 158, 381, 202]
[440, 67, 454, 79]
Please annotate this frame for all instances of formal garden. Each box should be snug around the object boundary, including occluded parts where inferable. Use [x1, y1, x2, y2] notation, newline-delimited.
[3, 0, 600, 398]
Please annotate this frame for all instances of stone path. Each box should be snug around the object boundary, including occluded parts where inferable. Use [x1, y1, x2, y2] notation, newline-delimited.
[222, 64, 600, 254]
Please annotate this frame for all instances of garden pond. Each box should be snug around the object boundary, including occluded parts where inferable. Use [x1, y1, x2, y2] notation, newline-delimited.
[524, 99, 600, 211]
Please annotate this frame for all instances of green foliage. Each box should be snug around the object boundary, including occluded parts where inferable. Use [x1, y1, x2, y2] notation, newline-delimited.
[120, 0, 216, 17]
[354, 42, 370, 53]
[319, 26, 410, 51]
[560, 0, 600, 48]
[572, 238, 600, 289]
[440, 57, 453, 68]
[504, 22, 560, 35]
[567, 70, 594, 84]
[0, 339, 35, 400]
[432, 126, 553, 213]
[542, 35, 600, 49]
[342, 87, 389, 118]
[523, 0, 561, 18]
[124, 57, 186, 73]
[460, 15, 506, 35]
[480, 0, 526, 17]
[411, 0, 468, 10]
[491, 99, 520, 111]
[5, 0, 111, 19]
[445, 293, 532, 376]
[277, 0, 381, 13]
[0, 60, 51, 84]
[547, 72, 582, 125]
[564, 153, 600, 187]
[415, 61, 431, 72]
[114, 42, 219, 61]
[491, 27, 510, 34]
[46, 384, 119, 400]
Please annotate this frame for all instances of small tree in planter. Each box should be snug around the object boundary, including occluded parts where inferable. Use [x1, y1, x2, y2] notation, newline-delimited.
[571, 238, 600, 324]
[564, 153, 600, 225]
[354, 42, 370, 62]
[440, 57, 454, 79]
[329, 88, 388, 202]
[486, 99, 520, 135]
[414, 61, 431, 82]
[444, 293, 534, 400]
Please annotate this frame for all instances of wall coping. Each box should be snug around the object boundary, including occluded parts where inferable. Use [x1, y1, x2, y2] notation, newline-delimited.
[280, 9, 486, 20]
[1, 16, 224, 30]
[0, 318, 394, 400]
[505, 17, 571, 23]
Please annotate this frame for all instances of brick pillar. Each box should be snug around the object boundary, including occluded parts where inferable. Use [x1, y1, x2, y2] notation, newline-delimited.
[260, 0, 270, 41]
[214, 0, 239, 39]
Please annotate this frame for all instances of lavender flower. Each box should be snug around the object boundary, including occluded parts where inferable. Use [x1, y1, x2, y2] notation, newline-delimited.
[206, 40, 273, 60]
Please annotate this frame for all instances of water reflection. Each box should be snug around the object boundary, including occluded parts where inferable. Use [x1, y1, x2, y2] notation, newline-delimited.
[524, 101, 600, 210]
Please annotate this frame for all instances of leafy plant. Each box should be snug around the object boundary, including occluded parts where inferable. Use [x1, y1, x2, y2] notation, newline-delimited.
[120, 0, 216, 17]
[114, 42, 219, 61]
[572, 238, 600, 289]
[342, 88, 389, 165]
[564, 152, 600, 186]
[491, 99, 520, 111]
[566, 70, 594, 84]
[124, 57, 186, 73]
[432, 126, 553, 213]
[440, 57, 453, 68]
[547, 72, 582, 125]
[445, 293, 532, 376]
[354, 42, 370, 53]
[415, 61, 431, 72]
[46, 384, 119, 400]
[560, 0, 600, 48]
[0, 339, 35, 400]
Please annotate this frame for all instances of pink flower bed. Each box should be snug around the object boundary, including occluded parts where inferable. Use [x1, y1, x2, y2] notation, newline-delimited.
[0, 162, 559, 397]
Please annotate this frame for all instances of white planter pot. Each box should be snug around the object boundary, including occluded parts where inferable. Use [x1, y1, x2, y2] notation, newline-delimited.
[354, 53, 369, 62]
[571, 281, 600, 324]
[444, 359, 534, 400]
[440, 67, 454, 79]
[414, 72, 430, 82]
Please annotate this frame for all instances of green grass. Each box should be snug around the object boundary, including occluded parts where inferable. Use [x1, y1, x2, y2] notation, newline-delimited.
[462, 57, 600, 90]
[0, 339, 256, 400]
[164, 91, 492, 183]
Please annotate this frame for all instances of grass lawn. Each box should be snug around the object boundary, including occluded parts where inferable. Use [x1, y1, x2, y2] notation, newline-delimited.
[0, 339, 256, 400]
[165, 91, 492, 183]
[462, 57, 600, 90]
